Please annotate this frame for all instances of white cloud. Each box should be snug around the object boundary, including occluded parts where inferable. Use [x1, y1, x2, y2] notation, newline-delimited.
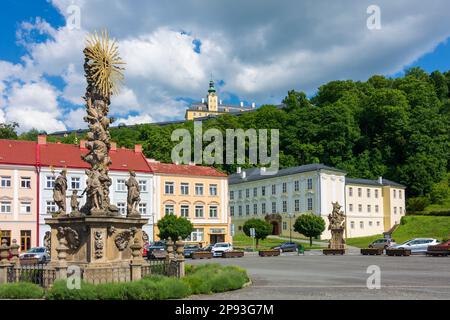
[64, 108, 87, 130]
[114, 114, 154, 126]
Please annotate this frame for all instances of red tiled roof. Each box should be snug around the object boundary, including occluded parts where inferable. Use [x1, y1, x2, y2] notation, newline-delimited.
[0, 140, 36, 166]
[147, 161, 227, 177]
[39, 143, 152, 173]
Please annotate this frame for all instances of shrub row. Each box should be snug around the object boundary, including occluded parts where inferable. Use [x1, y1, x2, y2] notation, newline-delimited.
[406, 211, 450, 217]
[0, 282, 44, 299]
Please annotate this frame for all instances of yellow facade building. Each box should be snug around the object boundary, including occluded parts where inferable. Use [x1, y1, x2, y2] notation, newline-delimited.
[185, 80, 255, 120]
[148, 161, 230, 246]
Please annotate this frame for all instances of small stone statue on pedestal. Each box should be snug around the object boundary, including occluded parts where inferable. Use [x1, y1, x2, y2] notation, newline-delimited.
[327, 202, 346, 250]
[53, 170, 68, 217]
[126, 171, 141, 217]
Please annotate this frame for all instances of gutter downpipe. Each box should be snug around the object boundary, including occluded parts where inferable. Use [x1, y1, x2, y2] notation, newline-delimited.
[35, 143, 41, 247]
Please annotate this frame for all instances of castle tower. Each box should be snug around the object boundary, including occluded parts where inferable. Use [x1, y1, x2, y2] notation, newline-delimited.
[207, 79, 218, 112]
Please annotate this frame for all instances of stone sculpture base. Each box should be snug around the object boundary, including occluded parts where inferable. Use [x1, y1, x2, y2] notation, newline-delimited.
[45, 216, 148, 267]
[328, 228, 346, 250]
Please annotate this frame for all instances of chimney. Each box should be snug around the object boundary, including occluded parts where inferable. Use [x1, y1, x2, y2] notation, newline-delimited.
[37, 135, 47, 145]
[135, 144, 143, 154]
[378, 176, 383, 185]
[252, 102, 256, 109]
[237, 167, 242, 174]
[79, 140, 87, 150]
[240, 101, 244, 107]
[242, 171, 247, 179]
[110, 142, 117, 151]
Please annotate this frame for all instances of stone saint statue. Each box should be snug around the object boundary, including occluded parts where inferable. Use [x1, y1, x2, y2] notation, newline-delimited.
[69, 190, 83, 217]
[126, 171, 141, 217]
[327, 202, 346, 250]
[53, 170, 68, 215]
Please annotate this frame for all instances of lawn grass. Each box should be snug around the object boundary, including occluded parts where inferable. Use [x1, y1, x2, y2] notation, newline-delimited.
[232, 234, 324, 251]
[424, 199, 450, 213]
[346, 216, 450, 248]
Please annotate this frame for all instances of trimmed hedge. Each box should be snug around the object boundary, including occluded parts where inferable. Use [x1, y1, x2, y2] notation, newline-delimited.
[407, 211, 450, 217]
[0, 282, 44, 299]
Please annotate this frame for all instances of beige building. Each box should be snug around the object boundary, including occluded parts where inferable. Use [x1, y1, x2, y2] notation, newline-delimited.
[148, 161, 230, 246]
[185, 80, 254, 120]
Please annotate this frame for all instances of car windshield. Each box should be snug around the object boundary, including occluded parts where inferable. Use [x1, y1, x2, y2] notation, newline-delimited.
[185, 245, 198, 249]
[214, 243, 229, 248]
[28, 248, 45, 253]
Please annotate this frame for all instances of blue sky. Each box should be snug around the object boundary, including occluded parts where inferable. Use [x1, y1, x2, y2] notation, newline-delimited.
[1, 0, 450, 133]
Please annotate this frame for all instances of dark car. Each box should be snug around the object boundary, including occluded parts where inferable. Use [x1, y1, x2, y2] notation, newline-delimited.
[183, 245, 201, 258]
[426, 240, 450, 256]
[272, 242, 298, 253]
[146, 241, 167, 260]
[199, 244, 213, 252]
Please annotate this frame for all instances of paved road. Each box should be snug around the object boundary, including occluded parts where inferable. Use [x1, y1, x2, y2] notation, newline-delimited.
[188, 253, 450, 300]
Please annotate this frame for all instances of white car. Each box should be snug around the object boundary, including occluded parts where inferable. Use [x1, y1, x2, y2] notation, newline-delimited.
[211, 242, 233, 257]
[390, 238, 439, 254]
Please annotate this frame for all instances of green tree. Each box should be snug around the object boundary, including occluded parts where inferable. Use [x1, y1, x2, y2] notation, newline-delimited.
[0, 122, 19, 139]
[157, 214, 193, 241]
[293, 214, 326, 246]
[243, 219, 273, 248]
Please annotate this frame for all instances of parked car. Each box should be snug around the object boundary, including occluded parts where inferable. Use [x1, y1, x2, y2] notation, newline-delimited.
[426, 240, 450, 256]
[199, 244, 213, 252]
[389, 238, 439, 254]
[211, 242, 233, 257]
[19, 247, 50, 264]
[272, 242, 298, 253]
[146, 241, 167, 260]
[368, 238, 396, 250]
[183, 245, 201, 258]
[142, 242, 150, 257]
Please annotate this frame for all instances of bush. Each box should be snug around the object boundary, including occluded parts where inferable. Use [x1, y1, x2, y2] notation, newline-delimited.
[0, 282, 44, 299]
[46, 280, 97, 300]
[407, 197, 430, 212]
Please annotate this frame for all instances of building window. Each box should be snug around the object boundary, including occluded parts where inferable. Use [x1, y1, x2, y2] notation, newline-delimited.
[350, 221, 355, 229]
[139, 180, 148, 192]
[349, 204, 353, 212]
[181, 183, 190, 195]
[230, 206, 235, 217]
[71, 177, 81, 190]
[272, 202, 277, 214]
[181, 205, 189, 218]
[307, 178, 313, 190]
[46, 176, 55, 189]
[209, 184, 218, 196]
[238, 190, 242, 199]
[294, 181, 300, 192]
[358, 204, 362, 212]
[358, 188, 362, 197]
[367, 205, 371, 213]
[283, 222, 288, 231]
[46, 201, 57, 214]
[375, 205, 379, 213]
[1, 176, 12, 188]
[20, 230, 32, 252]
[360, 221, 364, 229]
[0, 201, 12, 214]
[261, 186, 266, 196]
[399, 190, 402, 199]
[253, 204, 258, 215]
[209, 206, 218, 218]
[117, 179, 126, 192]
[393, 190, 397, 199]
[262, 203, 266, 214]
[245, 205, 250, 216]
[246, 189, 250, 198]
[253, 188, 258, 197]
[138, 203, 148, 215]
[229, 191, 234, 200]
[1, 230, 11, 246]
[195, 184, 204, 196]
[295, 200, 300, 212]
[307, 198, 313, 211]
[282, 201, 287, 213]
[375, 189, 379, 198]
[399, 207, 403, 215]
[282, 182, 287, 193]
[195, 205, 204, 218]
[20, 202, 32, 214]
[117, 203, 126, 215]
[238, 206, 243, 217]
[165, 182, 174, 195]
[367, 189, 371, 198]
[21, 177, 31, 189]
[272, 184, 276, 195]
[369, 221, 373, 227]
[165, 204, 174, 216]
[349, 187, 353, 197]
[377, 221, 381, 227]
[187, 228, 204, 242]
[394, 207, 397, 215]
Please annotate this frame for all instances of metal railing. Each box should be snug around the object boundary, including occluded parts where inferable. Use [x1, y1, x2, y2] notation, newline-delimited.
[7, 263, 56, 289]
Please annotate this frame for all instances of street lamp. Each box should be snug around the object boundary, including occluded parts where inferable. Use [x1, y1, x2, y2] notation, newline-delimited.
[288, 213, 293, 243]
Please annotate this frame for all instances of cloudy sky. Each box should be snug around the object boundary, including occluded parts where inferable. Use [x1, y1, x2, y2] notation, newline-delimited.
[1, 0, 450, 133]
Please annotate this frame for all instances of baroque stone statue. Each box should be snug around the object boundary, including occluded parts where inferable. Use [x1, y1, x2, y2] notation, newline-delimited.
[327, 202, 346, 250]
[126, 171, 141, 217]
[53, 170, 68, 216]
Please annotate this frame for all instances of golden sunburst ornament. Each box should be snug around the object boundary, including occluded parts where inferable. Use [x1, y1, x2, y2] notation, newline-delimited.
[85, 30, 125, 98]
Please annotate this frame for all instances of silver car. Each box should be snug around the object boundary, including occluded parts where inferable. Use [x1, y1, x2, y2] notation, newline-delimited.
[390, 238, 439, 254]
[369, 238, 396, 249]
[19, 247, 50, 264]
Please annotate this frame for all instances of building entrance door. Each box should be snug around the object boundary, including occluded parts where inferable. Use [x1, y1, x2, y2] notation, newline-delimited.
[210, 234, 225, 245]
[271, 222, 281, 236]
